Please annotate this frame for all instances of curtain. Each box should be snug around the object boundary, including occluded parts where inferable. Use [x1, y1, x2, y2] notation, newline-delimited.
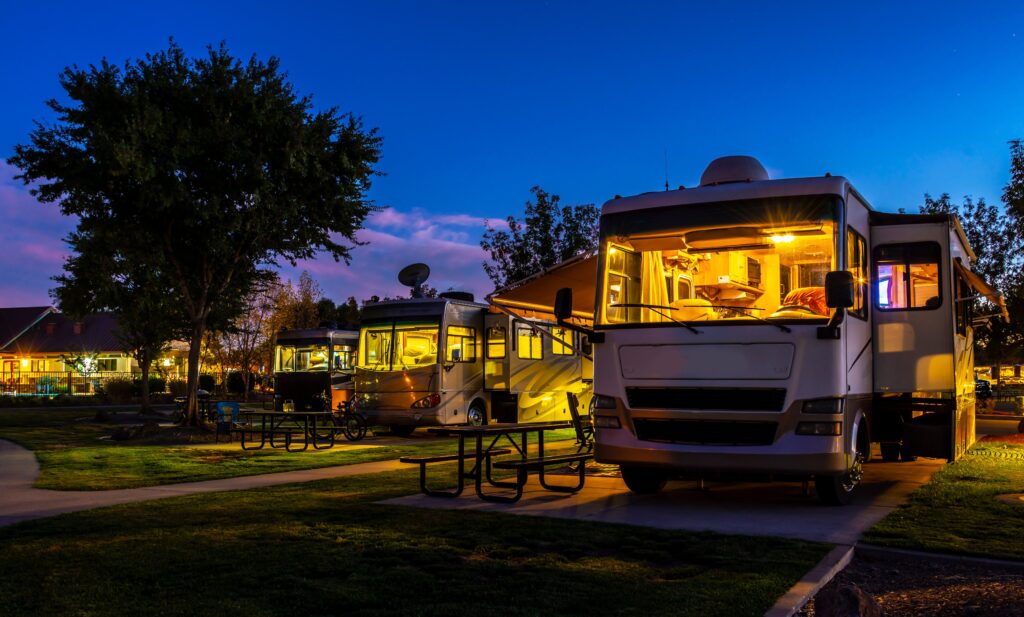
[640, 252, 670, 322]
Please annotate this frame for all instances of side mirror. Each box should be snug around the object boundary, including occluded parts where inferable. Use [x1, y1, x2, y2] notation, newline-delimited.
[824, 271, 855, 309]
[554, 287, 573, 321]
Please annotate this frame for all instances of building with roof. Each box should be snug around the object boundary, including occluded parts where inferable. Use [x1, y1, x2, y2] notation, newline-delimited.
[0, 307, 185, 396]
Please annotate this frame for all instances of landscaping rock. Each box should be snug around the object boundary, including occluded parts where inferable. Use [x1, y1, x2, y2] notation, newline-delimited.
[815, 583, 882, 617]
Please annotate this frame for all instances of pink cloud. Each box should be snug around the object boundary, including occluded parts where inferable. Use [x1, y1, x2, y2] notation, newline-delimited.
[0, 165, 498, 311]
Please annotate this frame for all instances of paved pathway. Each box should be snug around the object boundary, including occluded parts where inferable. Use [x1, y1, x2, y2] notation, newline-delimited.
[382, 455, 944, 545]
[0, 439, 406, 527]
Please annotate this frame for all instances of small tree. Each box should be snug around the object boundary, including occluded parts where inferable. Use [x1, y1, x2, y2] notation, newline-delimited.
[53, 227, 182, 411]
[481, 186, 599, 289]
[9, 42, 381, 424]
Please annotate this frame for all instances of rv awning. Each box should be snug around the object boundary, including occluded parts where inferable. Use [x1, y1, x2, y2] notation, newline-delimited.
[488, 253, 598, 322]
[954, 260, 1010, 323]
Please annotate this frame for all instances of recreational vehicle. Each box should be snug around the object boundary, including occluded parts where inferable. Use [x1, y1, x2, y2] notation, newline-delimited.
[273, 327, 359, 412]
[551, 156, 1006, 504]
[352, 264, 593, 436]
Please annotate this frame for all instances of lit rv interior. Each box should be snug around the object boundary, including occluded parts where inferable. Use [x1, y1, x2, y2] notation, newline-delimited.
[599, 199, 844, 325]
[359, 323, 440, 370]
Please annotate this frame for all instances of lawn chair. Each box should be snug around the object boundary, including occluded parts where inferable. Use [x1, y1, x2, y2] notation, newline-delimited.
[215, 401, 241, 443]
[566, 392, 594, 454]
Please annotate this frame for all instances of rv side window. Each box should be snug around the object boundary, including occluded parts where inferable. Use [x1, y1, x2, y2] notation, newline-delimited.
[445, 326, 476, 363]
[333, 350, 353, 371]
[486, 327, 506, 359]
[955, 272, 971, 335]
[874, 242, 941, 310]
[847, 228, 868, 320]
[516, 326, 543, 360]
[552, 327, 573, 355]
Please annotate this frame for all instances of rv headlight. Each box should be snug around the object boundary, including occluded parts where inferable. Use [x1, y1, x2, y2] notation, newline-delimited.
[593, 415, 621, 429]
[593, 395, 618, 410]
[796, 421, 842, 436]
[411, 393, 442, 409]
[802, 398, 844, 415]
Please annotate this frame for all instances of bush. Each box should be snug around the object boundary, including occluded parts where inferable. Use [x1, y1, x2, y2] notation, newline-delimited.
[133, 376, 166, 395]
[100, 377, 134, 404]
[226, 371, 254, 394]
[199, 374, 216, 392]
[167, 379, 187, 397]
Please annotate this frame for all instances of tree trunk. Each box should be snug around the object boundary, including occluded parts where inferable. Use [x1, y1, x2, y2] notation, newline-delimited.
[139, 352, 152, 413]
[185, 320, 205, 426]
[242, 369, 250, 402]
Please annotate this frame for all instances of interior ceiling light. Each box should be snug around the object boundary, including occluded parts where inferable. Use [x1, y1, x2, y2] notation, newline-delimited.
[770, 234, 796, 243]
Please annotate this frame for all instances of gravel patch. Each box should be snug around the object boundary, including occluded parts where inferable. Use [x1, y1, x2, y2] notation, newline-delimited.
[799, 549, 1024, 616]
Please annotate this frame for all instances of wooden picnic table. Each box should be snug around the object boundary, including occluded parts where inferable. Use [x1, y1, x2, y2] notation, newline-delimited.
[237, 410, 337, 452]
[401, 421, 592, 503]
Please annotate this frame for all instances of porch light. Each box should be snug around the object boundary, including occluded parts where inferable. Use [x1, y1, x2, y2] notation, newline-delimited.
[162, 359, 172, 367]
[20, 359, 28, 368]
[770, 234, 795, 243]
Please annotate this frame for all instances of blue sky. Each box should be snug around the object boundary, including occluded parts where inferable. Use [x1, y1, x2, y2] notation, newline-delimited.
[2, 1, 1023, 306]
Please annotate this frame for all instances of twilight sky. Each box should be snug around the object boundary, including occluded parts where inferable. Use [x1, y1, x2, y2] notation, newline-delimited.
[2, 1, 1023, 307]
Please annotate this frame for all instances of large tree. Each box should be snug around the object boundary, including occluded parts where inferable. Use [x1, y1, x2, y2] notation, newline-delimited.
[9, 42, 381, 423]
[480, 186, 598, 289]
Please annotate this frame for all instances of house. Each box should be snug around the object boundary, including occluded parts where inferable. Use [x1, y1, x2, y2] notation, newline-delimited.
[0, 307, 185, 396]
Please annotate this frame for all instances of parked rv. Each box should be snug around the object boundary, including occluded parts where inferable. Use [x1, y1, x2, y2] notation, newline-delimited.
[552, 156, 1007, 504]
[352, 264, 593, 436]
[273, 327, 359, 412]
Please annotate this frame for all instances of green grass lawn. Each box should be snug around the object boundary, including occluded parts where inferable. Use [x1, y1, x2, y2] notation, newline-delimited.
[863, 440, 1024, 561]
[0, 409, 578, 491]
[0, 465, 829, 616]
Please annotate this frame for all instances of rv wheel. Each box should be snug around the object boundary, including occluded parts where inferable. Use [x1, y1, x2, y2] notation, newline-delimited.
[466, 403, 487, 426]
[620, 466, 668, 495]
[816, 447, 865, 506]
[389, 425, 416, 437]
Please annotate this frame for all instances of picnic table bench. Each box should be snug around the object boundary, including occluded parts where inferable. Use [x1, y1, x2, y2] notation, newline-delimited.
[236, 411, 337, 452]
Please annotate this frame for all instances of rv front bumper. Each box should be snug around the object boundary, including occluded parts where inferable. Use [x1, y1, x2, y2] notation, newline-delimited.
[593, 403, 852, 476]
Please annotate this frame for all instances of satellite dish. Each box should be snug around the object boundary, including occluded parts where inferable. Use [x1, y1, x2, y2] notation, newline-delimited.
[398, 263, 431, 298]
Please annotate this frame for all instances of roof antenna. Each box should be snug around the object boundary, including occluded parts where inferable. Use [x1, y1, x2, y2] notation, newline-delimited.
[663, 148, 670, 191]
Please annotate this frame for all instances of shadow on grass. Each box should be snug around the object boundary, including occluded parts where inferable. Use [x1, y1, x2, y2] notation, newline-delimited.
[0, 468, 829, 616]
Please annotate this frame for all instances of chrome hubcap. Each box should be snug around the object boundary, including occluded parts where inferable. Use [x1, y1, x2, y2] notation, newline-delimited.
[467, 407, 484, 426]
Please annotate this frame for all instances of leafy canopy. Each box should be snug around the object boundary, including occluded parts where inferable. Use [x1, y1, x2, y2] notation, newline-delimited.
[480, 186, 598, 289]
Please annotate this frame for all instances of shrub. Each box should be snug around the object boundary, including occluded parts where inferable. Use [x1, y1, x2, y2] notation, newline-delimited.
[226, 371, 253, 394]
[199, 374, 216, 392]
[133, 376, 167, 395]
[167, 380, 187, 397]
[101, 377, 135, 404]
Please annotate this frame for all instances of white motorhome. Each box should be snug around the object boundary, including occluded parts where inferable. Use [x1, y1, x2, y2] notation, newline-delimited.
[551, 156, 1006, 504]
[352, 264, 594, 435]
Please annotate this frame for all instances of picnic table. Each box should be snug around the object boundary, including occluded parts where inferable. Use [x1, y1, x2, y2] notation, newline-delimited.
[401, 421, 592, 503]
[237, 410, 337, 452]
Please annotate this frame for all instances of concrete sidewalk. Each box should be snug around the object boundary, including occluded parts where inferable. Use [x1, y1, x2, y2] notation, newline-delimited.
[381, 457, 943, 545]
[0, 439, 406, 527]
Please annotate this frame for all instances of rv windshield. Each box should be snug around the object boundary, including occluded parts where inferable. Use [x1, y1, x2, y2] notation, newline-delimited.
[276, 344, 330, 372]
[358, 322, 439, 370]
[598, 195, 839, 326]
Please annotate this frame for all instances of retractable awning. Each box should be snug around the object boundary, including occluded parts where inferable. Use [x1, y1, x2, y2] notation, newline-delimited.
[488, 253, 598, 322]
[954, 259, 1010, 323]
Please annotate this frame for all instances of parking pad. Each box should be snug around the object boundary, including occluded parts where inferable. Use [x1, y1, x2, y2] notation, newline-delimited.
[379, 457, 943, 544]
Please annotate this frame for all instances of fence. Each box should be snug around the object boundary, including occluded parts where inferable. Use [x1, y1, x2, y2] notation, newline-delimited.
[0, 371, 136, 396]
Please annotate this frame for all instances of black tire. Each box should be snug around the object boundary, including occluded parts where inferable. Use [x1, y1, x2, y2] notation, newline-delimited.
[900, 443, 918, 462]
[620, 466, 668, 495]
[342, 412, 367, 442]
[466, 402, 487, 426]
[816, 435, 865, 506]
[389, 425, 416, 438]
[880, 442, 901, 462]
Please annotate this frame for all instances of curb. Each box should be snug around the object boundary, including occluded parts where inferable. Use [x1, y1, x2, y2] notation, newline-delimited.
[764, 544, 854, 617]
